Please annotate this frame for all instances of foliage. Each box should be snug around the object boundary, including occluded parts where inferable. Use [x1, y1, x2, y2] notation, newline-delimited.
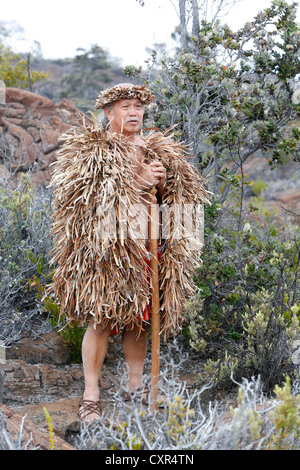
[251, 177, 267, 196]
[0, 170, 85, 359]
[56, 44, 125, 110]
[0, 174, 53, 346]
[126, 0, 300, 196]
[73, 361, 300, 450]
[126, 0, 300, 394]
[184, 188, 300, 391]
[3, 366, 300, 450]
[0, 3, 300, 452]
[48, 307, 85, 363]
[270, 377, 300, 449]
[0, 43, 49, 89]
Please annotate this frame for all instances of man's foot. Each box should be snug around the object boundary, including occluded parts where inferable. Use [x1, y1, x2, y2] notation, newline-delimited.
[122, 385, 167, 407]
[78, 396, 102, 423]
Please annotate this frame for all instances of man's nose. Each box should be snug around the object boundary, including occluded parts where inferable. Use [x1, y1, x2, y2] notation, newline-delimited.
[128, 106, 137, 114]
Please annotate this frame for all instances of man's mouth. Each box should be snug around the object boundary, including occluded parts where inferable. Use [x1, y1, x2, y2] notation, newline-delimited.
[126, 119, 140, 125]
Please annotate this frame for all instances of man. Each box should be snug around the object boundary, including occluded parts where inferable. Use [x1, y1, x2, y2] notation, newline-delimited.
[47, 83, 209, 422]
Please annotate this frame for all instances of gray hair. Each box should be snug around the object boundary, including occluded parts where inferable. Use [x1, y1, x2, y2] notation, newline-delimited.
[100, 103, 113, 128]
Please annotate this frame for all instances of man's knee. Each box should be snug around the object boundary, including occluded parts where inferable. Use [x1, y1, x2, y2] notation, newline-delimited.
[87, 323, 112, 337]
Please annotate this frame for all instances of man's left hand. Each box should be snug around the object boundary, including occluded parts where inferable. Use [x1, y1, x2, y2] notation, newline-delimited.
[150, 161, 166, 192]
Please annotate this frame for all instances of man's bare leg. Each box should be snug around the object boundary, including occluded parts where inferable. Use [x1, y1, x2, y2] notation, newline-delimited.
[122, 324, 167, 405]
[80, 323, 111, 420]
[122, 325, 148, 392]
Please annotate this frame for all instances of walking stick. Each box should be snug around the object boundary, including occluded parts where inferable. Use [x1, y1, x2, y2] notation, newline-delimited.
[149, 188, 160, 412]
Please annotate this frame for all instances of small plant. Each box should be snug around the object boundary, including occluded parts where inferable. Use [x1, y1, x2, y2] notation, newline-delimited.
[43, 408, 56, 450]
[184, 193, 300, 392]
[165, 394, 195, 446]
[48, 304, 85, 363]
[269, 377, 300, 450]
[251, 177, 267, 196]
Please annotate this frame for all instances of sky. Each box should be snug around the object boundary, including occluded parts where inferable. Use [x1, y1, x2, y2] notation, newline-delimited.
[1, 0, 299, 66]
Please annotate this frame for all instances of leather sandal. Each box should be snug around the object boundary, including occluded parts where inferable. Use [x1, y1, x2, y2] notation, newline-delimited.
[78, 396, 102, 422]
[122, 386, 150, 404]
[122, 386, 167, 407]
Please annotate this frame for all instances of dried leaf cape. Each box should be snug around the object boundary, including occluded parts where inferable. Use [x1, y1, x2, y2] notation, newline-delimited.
[46, 116, 209, 338]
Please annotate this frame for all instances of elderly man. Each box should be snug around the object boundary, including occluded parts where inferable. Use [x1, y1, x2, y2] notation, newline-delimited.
[47, 83, 209, 422]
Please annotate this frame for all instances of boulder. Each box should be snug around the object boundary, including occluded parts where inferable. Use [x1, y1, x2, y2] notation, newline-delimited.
[6, 330, 72, 365]
[1, 359, 84, 405]
[0, 88, 81, 186]
[0, 402, 75, 450]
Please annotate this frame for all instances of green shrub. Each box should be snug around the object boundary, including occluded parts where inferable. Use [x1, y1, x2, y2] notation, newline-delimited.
[48, 306, 85, 363]
[0, 175, 53, 345]
[270, 377, 300, 450]
[251, 177, 267, 196]
[184, 195, 300, 392]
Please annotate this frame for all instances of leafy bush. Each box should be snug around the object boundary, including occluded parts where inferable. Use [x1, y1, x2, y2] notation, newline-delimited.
[0, 174, 53, 346]
[48, 309, 85, 363]
[184, 194, 300, 391]
[0, 173, 86, 360]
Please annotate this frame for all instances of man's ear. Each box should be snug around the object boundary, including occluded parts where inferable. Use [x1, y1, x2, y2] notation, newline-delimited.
[104, 105, 113, 120]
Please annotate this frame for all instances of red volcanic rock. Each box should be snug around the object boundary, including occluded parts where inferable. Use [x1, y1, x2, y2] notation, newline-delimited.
[0, 88, 81, 186]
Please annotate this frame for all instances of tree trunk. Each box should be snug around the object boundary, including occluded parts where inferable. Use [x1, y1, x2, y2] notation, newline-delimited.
[179, 0, 188, 49]
[191, 0, 200, 38]
[26, 53, 33, 92]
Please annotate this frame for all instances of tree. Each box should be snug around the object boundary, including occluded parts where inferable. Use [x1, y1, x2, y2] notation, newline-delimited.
[176, 0, 243, 48]
[0, 23, 49, 90]
[0, 44, 49, 89]
[127, 0, 299, 200]
[59, 44, 124, 110]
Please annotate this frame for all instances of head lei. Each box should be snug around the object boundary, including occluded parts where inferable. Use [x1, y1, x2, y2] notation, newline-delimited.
[95, 84, 155, 109]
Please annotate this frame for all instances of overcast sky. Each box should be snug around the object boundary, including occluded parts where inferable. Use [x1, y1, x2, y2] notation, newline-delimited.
[1, 0, 299, 66]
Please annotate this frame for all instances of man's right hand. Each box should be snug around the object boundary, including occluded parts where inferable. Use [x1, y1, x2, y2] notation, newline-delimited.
[136, 163, 160, 191]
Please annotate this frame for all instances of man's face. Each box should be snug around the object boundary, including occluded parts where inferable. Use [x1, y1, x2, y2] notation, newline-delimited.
[104, 98, 144, 136]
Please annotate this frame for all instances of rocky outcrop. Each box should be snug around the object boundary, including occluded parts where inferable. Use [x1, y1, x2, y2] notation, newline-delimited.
[0, 88, 81, 186]
[0, 330, 83, 406]
[0, 402, 75, 450]
[6, 330, 72, 365]
[1, 360, 85, 405]
[0, 330, 122, 445]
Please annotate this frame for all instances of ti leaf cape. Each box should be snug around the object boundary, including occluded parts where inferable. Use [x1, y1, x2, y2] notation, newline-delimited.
[46, 117, 209, 338]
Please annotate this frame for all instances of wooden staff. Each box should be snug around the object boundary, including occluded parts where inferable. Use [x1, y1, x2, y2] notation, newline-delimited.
[149, 188, 160, 412]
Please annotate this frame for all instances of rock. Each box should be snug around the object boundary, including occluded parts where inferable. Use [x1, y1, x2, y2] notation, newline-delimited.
[6, 330, 72, 365]
[0, 402, 75, 450]
[274, 188, 300, 210]
[0, 88, 81, 186]
[0, 368, 4, 403]
[13, 397, 80, 441]
[1, 359, 84, 405]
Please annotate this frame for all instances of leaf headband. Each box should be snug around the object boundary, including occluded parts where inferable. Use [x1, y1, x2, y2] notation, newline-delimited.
[95, 84, 155, 109]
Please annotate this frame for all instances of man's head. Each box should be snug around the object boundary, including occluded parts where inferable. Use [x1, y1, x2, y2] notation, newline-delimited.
[95, 83, 154, 136]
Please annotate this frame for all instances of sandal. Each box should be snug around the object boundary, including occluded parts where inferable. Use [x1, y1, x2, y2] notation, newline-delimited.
[122, 386, 167, 407]
[122, 386, 150, 404]
[78, 396, 102, 422]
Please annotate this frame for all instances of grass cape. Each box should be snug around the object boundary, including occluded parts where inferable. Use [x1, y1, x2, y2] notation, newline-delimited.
[46, 116, 210, 339]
